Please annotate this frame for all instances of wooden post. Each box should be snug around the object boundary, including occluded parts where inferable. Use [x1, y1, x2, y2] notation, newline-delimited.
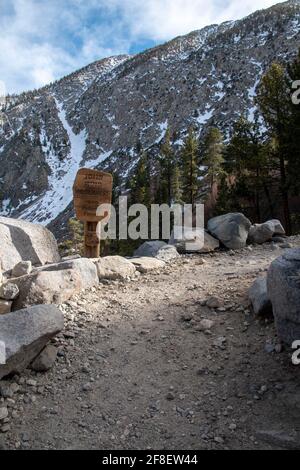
[84, 221, 100, 258]
[73, 168, 113, 259]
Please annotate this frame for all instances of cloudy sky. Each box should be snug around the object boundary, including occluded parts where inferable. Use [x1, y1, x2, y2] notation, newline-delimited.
[0, 0, 282, 94]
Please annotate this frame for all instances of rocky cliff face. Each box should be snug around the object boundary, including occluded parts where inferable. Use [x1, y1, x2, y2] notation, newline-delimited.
[0, 0, 299, 232]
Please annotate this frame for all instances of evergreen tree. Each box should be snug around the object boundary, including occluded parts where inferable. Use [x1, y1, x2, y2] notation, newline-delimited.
[287, 48, 300, 196]
[157, 129, 175, 205]
[181, 127, 199, 207]
[256, 62, 292, 233]
[130, 151, 151, 207]
[171, 164, 183, 205]
[202, 127, 224, 190]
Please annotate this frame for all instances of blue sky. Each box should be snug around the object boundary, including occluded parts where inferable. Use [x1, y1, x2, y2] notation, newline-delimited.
[0, 0, 282, 94]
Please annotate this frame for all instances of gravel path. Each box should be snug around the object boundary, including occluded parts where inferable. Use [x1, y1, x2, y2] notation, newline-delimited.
[1, 238, 300, 450]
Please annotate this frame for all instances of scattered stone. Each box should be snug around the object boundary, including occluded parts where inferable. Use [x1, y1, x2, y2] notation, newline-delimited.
[166, 392, 175, 401]
[0, 282, 20, 300]
[82, 383, 92, 392]
[12, 261, 32, 278]
[0, 407, 8, 421]
[0, 304, 64, 379]
[0, 300, 12, 315]
[0, 424, 10, 433]
[255, 429, 299, 450]
[271, 243, 280, 251]
[155, 245, 180, 263]
[279, 243, 292, 249]
[26, 379, 37, 387]
[0, 216, 60, 271]
[182, 312, 193, 322]
[213, 337, 227, 348]
[206, 296, 222, 309]
[267, 249, 300, 344]
[248, 277, 272, 316]
[131, 257, 165, 273]
[94, 256, 136, 280]
[272, 237, 286, 244]
[207, 213, 251, 250]
[198, 319, 215, 331]
[265, 342, 275, 354]
[0, 382, 19, 398]
[30, 344, 58, 372]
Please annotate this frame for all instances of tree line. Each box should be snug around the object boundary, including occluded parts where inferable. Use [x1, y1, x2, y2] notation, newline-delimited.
[128, 48, 300, 235]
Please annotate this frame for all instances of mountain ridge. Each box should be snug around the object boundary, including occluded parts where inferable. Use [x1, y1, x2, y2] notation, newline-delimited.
[0, 0, 299, 234]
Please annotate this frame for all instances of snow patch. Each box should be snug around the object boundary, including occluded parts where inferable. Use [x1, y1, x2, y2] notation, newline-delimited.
[19, 99, 87, 225]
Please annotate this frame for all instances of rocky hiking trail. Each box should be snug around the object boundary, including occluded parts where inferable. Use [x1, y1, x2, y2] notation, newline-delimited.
[1, 238, 300, 450]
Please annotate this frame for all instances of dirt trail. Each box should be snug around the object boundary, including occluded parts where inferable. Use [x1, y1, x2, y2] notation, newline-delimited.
[1, 238, 300, 450]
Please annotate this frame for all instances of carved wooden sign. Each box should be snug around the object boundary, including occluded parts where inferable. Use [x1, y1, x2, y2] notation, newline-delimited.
[73, 168, 113, 222]
[73, 168, 113, 257]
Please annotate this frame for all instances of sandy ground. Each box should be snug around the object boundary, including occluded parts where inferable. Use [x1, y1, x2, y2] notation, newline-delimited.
[1, 237, 300, 450]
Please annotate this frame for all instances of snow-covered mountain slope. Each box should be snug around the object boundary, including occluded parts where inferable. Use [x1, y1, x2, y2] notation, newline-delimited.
[0, 0, 299, 230]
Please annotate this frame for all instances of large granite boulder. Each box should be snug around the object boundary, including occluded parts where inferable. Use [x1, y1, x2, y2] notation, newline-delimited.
[248, 277, 272, 316]
[248, 223, 274, 245]
[268, 219, 285, 236]
[94, 256, 136, 281]
[207, 213, 251, 250]
[169, 227, 219, 253]
[267, 249, 300, 344]
[0, 305, 64, 379]
[248, 219, 285, 244]
[12, 258, 98, 309]
[0, 217, 60, 271]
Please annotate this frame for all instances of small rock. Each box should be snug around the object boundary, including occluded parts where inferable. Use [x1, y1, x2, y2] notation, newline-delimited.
[166, 392, 175, 401]
[0, 424, 10, 433]
[0, 382, 19, 398]
[0, 282, 19, 301]
[82, 383, 92, 392]
[0, 407, 8, 421]
[279, 243, 292, 249]
[214, 436, 224, 444]
[26, 379, 37, 387]
[199, 319, 214, 331]
[265, 342, 275, 354]
[206, 296, 222, 309]
[0, 300, 12, 315]
[182, 312, 193, 322]
[12, 261, 32, 278]
[30, 344, 57, 372]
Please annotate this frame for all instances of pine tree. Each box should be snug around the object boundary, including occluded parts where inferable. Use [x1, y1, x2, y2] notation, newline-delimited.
[130, 151, 151, 206]
[287, 48, 300, 197]
[181, 127, 199, 207]
[202, 127, 224, 190]
[157, 129, 175, 205]
[171, 164, 183, 205]
[222, 117, 273, 221]
[256, 62, 292, 233]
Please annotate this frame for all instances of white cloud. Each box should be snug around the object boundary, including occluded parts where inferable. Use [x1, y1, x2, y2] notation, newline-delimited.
[116, 0, 279, 41]
[0, 0, 283, 93]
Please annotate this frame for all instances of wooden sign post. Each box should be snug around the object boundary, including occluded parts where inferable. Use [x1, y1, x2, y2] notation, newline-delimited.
[73, 168, 113, 258]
